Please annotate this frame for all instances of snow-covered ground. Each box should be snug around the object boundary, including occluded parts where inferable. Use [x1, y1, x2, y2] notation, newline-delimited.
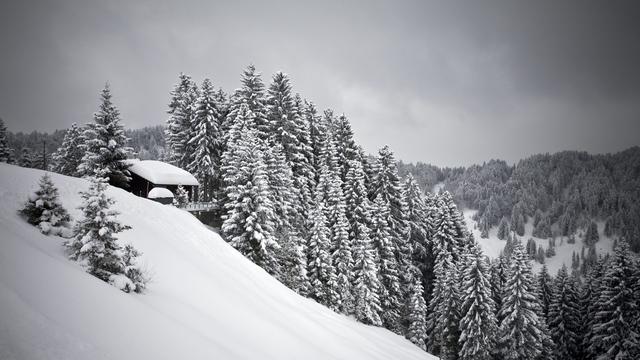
[463, 209, 615, 275]
[0, 164, 433, 360]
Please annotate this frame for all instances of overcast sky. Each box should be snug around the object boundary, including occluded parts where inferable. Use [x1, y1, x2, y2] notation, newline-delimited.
[1, 0, 639, 166]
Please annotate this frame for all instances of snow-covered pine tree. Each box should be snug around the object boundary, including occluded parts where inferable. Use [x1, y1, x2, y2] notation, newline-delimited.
[405, 265, 428, 350]
[548, 264, 580, 360]
[497, 217, 510, 240]
[20, 173, 71, 235]
[370, 193, 403, 333]
[426, 252, 462, 360]
[458, 243, 497, 360]
[490, 254, 509, 320]
[306, 196, 339, 310]
[332, 114, 359, 182]
[220, 129, 280, 275]
[588, 240, 639, 359]
[305, 101, 326, 189]
[188, 78, 223, 202]
[537, 264, 553, 320]
[78, 84, 132, 188]
[19, 147, 34, 168]
[584, 221, 599, 246]
[265, 72, 301, 164]
[51, 123, 85, 177]
[66, 176, 145, 293]
[403, 174, 429, 272]
[579, 258, 605, 360]
[225, 65, 268, 143]
[165, 73, 198, 170]
[326, 173, 353, 314]
[496, 240, 545, 360]
[0, 117, 12, 163]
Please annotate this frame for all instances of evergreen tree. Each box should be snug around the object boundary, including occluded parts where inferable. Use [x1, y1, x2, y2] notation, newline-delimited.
[537, 265, 553, 319]
[188, 78, 223, 202]
[426, 252, 461, 360]
[227, 65, 268, 141]
[496, 240, 545, 360]
[490, 254, 509, 320]
[78, 84, 132, 188]
[221, 129, 279, 275]
[579, 258, 605, 360]
[533, 215, 552, 238]
[328, 173, 353, 314]
[172, 184, 189, 206]
[405, 266, 428, 350]
[66, 176, 144, 293]
[458, 243, 498, 360]
[51, 123, 85, 177]
[402, 174, 429, 271]
[19, 147, 34, 168]
[20, 173, 71, 235]
[497, 217, 510, 240]
[351, 209, 383, 326]
[165, 73, 198, 169]
[0, 117, 11, 163]
[548, 264, 580, 360]
[588, 240, 639, 359]
[306, 198, 339, 310]
[370, 194, 403, 332]
[584, 221, 599, 246]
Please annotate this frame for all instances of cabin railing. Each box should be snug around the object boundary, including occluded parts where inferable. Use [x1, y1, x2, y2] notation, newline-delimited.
[178, 202, 218, 212]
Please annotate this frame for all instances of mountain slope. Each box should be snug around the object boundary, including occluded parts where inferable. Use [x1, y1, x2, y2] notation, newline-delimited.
[0, 164, 433, 360]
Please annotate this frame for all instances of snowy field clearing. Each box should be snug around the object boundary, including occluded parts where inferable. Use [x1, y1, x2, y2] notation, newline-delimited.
[0, 164, 433, 360]
[463, 209, 616, 275]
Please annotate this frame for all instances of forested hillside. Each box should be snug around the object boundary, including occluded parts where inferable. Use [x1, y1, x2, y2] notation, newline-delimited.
[401, 149, 640, 252]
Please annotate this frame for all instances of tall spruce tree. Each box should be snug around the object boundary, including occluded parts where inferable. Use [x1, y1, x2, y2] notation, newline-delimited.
[165, 73, 198, 169]
[0, 117, 11, 163]
[496, 240, 545, 360]
[548, 264, 580, 360]
[405, 265, 428, 350]
[306, 196, 339, 310]
[78, 84, 132, 188]
[51, 123, 85, 177]
[220, 129, 279, 275]
[588, 240, 639, 359]
[370, 194, 403, 333]
[188, 78, 223, 202]
[458, 243, 498, 360]
[537, 265, 554, 320]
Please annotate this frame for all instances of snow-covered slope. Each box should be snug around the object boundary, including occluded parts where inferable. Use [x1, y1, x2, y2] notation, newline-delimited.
[0, 164, 433, 360]
[464, 209, 615, 275]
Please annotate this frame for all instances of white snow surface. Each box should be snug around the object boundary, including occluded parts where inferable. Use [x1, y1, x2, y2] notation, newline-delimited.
[126, 159, 199, 186]
[464, 208, 615, 275]
[147, 187, 174, 199]
[0, 164, 432, 360]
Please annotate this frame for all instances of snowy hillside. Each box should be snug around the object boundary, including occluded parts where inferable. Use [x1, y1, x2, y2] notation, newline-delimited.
[464, 209, 616, 275]
[0, 164, 433, 360]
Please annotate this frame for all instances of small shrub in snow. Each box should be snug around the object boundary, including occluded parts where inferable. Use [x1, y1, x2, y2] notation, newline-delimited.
[19, 173, 71, 236]
[173, 184, 189, 206]
[66, 176, 147, 293]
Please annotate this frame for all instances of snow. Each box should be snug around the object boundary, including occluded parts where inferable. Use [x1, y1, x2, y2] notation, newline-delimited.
[126, 159, 199, 186]
[147, 187, 174, 199]
[463, 208, 616, 275]
[0, 163, 432, 360]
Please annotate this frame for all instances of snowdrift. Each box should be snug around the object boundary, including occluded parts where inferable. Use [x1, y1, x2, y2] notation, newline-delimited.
[0, 164, 433, 360]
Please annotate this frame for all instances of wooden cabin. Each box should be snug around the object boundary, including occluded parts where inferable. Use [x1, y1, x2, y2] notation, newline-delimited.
[125, 160, 199, 202]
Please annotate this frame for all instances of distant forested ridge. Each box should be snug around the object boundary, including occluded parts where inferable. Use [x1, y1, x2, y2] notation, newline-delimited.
[402, 148, 640, 251]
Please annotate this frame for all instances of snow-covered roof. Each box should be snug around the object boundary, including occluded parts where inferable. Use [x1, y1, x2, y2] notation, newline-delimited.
[126, 160, 199, 186]
[148, 187, 174, 199]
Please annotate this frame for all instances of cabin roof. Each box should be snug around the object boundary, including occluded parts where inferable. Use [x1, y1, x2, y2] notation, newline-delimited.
[126, 160, 199, 186]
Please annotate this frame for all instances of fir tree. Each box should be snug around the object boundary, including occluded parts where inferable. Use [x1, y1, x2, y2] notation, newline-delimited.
[584, 221, 599, 246]
[496, 240, 545, 360]
[221, 129, 279, 275]
[165, 73, 198, 169]
[588, 240, 639, 359]
[537, 265, 553, 319]
[548, 264, 580, 360]
[66, 176, 144, 293]
[370, 194, 403, 333]
[20, 173, 71, 235]
[426, 252, 461, 360]
[19, 147, 34, 168]
[0, 117, 11, 163]
[78, 84, 132, 188]
[405, 266, 428, 350]
[226, 65, 268, 141]
[306, 198, 339, 310]
[51, 123, 85, 177]
[172, 184, 189, 206]
[458, 243, 498, 360]
[188, 78, 223, 202]
[497, 217, 510, 240]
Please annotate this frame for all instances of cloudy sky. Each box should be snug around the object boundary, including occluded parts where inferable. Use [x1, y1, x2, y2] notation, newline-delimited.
[1, 0, 639, 166]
